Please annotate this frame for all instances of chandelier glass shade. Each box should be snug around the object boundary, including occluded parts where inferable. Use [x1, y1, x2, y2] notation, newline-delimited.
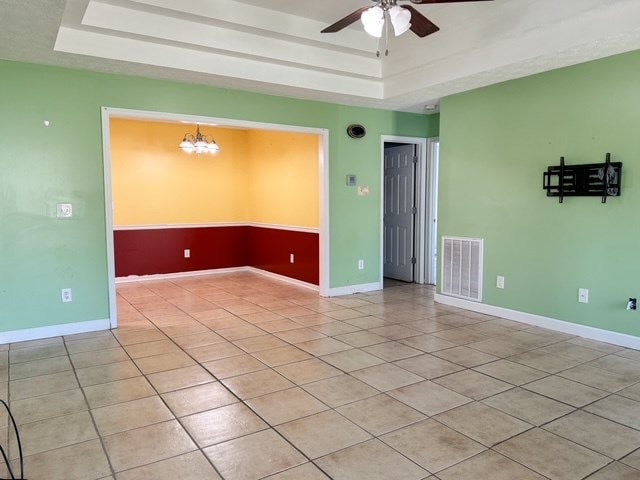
[179, 125, 220, 155]
[361, 5, 411, 38]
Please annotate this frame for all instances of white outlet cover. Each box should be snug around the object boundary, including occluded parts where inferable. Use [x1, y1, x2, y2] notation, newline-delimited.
[61, 288, 72, 303]
[57, 203, 73, 218]
[578, 288, 589, 303]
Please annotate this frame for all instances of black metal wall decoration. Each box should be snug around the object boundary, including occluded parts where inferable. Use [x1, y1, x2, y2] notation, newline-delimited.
[543, 153, 622, 203]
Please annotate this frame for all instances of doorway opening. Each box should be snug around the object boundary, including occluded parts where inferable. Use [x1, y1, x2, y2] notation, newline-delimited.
[101, 107, 330, 329]
[381, 136, 439, 287]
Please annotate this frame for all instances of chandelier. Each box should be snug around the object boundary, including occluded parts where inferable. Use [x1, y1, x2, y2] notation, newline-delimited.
[178, 125, 220, 155]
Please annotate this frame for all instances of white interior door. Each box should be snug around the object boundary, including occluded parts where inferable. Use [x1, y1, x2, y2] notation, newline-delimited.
[384, 144, 416, 282]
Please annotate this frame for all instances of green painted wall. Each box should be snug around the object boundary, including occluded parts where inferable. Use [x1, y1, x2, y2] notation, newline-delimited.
[0, 60, 438, 333]
[439, 49, 640, 337]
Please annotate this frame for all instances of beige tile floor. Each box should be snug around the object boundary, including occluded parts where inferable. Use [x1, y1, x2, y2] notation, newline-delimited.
[2, 272, 640, 479]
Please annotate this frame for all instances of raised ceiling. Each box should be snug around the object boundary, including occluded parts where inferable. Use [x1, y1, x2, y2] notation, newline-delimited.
[2, 0, 640, 112]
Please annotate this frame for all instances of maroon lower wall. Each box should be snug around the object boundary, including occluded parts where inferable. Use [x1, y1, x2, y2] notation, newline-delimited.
[247, 228, 319, 285]
[114, 227, 249, 277]
[114, 226, 319, 285]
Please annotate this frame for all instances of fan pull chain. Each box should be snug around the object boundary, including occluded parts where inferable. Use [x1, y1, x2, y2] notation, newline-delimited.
[374, 7, 392, 58]
[384, 9, 390, 56]
[376, 10, 391, 58]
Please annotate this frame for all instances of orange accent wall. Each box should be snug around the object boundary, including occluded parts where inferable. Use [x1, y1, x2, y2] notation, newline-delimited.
[110, 119, 318, 228]
[247, 130, 319, 228]
[111, 119, 250, 225]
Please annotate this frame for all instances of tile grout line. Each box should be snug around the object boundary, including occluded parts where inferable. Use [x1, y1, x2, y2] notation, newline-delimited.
[145, 277, 356, 479]
[7, 273, 640, 479]
[166, 280, 345, 480]
[114, 291, 228, 479]
[149, 278, 463, 479]
[62, 335, 119, 479]
[115, 284, 319, 480]
[125, 275, 640, 479]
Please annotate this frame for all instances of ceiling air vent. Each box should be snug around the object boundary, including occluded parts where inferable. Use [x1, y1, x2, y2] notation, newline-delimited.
[441, 236, 483, 302]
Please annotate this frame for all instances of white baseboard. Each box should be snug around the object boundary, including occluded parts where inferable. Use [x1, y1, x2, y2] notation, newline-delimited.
[116, 267, 247, 283]
[435, 293, 640, 350]
[0, 319, 111, 345]
[245, 268, 318, 291]
[328, 282, 383, 297]
[117, 266, 319, 292]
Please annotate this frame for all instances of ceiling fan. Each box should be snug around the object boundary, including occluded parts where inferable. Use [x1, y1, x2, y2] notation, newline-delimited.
[322, 0, 493, 48]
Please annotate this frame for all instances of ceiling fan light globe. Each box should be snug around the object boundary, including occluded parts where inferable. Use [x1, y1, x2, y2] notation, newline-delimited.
[389, 6, 412, 36]
[392, 21, 411, 36]
[364, 21, 384, 38]
[365, 6, 383, 21]
[361, 6, 384, 38]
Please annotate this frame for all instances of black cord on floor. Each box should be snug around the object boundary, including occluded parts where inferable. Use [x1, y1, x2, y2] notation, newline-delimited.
[0, 399, 24, 480]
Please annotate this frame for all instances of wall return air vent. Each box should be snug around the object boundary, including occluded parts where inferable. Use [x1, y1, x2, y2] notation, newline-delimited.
[441, 236, 483, 302]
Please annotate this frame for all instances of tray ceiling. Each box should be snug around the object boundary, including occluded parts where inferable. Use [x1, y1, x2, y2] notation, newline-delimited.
[1, 0, 640, 112]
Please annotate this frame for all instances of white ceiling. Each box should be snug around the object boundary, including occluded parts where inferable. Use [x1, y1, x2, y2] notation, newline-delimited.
[2, 0, 640, 113]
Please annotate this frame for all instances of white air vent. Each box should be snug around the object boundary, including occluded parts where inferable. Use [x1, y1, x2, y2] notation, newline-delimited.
[441, 236, 483, 302]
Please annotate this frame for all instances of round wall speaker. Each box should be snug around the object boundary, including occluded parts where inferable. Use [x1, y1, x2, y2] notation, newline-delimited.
[347, 124, 366, 139]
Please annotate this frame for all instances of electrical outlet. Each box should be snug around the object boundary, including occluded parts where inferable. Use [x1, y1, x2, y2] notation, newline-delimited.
[627, 298, 637, 311]
[496, 275, 505, 289]
[56, 203, 73, 218]
[357, 186, 370, 196]
[184, 249, 190, 258]
[358, 259, 364, 270]
[61, 288, 72, 303]
[290, 254, 295, 264]
[578, 288, 589, 304]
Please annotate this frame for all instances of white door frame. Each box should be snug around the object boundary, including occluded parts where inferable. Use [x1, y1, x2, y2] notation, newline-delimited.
[380, 135, 438, 286]
[101, 107, 330, 328]
[426, 137, 440, 285]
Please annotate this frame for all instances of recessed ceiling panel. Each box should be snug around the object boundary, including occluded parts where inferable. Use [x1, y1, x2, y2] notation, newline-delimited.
[2, 0, 640, 112]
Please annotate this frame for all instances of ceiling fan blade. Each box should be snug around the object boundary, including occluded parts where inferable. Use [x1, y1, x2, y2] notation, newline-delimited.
[321, 7, 370, 33]
[408, 0, 494, 4]
[402, 5, 440, 38]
